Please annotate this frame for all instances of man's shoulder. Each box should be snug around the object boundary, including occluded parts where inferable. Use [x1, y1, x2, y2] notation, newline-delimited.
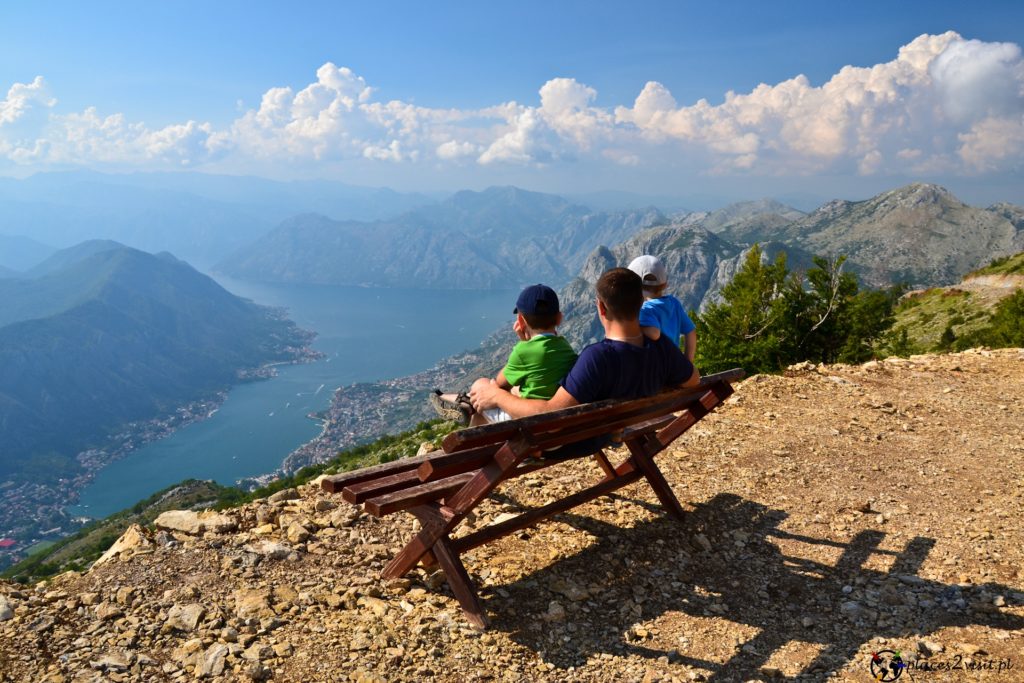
[577, 338, 608, 354]
[574, 339, 616, 364]
[650, 333, 680, 350]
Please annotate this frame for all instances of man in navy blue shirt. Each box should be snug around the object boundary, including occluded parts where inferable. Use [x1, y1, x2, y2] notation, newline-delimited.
[469, 267, 700, 417]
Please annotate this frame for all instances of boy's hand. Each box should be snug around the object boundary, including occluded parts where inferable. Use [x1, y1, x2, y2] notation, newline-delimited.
[469, 377, 502, 411]
[513, 317, 529, 341]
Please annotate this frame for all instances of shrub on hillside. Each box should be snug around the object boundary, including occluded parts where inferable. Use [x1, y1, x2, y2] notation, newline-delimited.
[693, 245, 901, 373]
[954, 289, 1024, 350]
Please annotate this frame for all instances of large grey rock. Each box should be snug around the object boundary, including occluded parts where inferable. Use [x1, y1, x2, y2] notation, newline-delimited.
[89, 649, 134, 672]
[268, 488, 300, 504]
[233, 589, 275, 620]
[196, 643, 229, 678]
[0, 595, 13, 621]
[242, 643, 275, 661]
[165, 603, 205, 632]
[244, 540, 297, 561]
[154, 510, 237, 535]
[93, 524, 152, 567]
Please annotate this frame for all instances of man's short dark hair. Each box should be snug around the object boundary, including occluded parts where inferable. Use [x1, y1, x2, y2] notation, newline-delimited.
[596, 268, 643, 321]
[522, 311, 560, 330]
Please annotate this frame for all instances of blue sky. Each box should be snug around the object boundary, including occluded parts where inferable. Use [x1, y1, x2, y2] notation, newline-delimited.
[2, 1, 1023, 205]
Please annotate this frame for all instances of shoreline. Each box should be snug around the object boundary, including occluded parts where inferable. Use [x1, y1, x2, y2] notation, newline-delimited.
[1, 315, 505, 571]
[275, 338, 509, 475]
[0, 340, 323, 570]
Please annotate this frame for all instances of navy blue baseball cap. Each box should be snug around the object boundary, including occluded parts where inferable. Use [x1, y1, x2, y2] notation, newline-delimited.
[514, 284, 560, 316]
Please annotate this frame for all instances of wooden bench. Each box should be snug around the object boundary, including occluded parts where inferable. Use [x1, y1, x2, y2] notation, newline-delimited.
[320, 368, 744, 627]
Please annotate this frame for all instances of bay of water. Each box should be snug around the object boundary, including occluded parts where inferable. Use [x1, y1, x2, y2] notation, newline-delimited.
[67, 277, 514, 519]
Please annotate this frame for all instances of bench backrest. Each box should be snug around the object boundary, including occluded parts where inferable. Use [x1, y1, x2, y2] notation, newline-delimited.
[441, 368, 745, 452]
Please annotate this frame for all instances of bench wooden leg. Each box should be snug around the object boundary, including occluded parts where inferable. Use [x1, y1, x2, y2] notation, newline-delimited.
[383, 503, 452, 578]
[626, 436, 687, 520]
[593, 449, 616, 479]
[384, 438, 535, 579]
[433, 535, 488, 629]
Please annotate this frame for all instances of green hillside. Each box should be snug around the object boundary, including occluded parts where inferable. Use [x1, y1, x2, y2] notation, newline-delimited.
[966, 251, 1024, 277]
[884, 252, 1024, 354]
[0, 244, 313, 485]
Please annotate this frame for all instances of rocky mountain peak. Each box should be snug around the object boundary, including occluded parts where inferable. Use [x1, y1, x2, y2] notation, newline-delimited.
[878, 182, 958, 210]
[810, 198, 853, 220]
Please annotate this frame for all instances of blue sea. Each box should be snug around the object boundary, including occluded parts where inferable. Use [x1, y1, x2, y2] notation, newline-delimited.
[66, 276, 514, 518]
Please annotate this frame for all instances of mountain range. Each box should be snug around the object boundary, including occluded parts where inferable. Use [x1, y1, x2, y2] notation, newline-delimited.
[0, 241, 312, 486]
[216, 186, 666, 289]
[549, 184, 1022, 348]
[214, 183, 1024, 307]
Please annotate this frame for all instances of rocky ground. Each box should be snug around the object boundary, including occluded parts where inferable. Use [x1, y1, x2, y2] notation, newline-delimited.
[2, 348, 1022, 683]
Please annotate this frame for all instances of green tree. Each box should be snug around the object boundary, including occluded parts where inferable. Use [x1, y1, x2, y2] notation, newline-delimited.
[936, 323, 957, 351]
[694, 246, 900, 373]
[838, 286, 904, 363]
[694, 245, 791, 374]
[789, 255, 860, 363]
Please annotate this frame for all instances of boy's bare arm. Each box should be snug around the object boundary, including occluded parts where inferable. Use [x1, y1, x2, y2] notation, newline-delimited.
[494, 368, 513, 390]
[469, 379, 577, 418]
[640, 325, 662, 341]
[683, 330, 697, 363]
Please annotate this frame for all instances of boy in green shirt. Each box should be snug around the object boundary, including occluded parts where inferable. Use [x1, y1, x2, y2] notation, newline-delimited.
[430, 284, 577, 425]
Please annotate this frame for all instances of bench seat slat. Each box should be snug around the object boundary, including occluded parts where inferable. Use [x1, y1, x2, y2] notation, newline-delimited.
[342, 469, 423, 504]
[523, 394, 709, 452]
[321, 455, 433, 493]
[419, 403, 692, 483]
[365, 474, 476, 516]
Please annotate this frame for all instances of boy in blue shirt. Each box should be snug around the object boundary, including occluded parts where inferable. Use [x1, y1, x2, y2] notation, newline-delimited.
[627, 254, 697, 363]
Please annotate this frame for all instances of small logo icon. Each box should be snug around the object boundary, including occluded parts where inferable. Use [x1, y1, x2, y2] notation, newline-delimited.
[870, 650, 905, 681]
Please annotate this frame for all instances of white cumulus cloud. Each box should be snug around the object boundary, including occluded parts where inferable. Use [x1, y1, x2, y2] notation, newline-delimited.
[614, 31, 1024, 175]
[0, 76, 56, 126]
[1, 32, 1022, 180]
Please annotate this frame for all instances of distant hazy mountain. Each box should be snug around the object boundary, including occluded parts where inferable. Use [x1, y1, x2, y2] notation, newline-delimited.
[59, 171, 439, 221]
[217, 186, 666, 289]
[0, 233, 56, 271]
[0, 264, 16, 279]
[562, 189, 690, 213]
[0, 172, 435, 267]
[0, 243, 311, 485]
[22, 239, 126, 278]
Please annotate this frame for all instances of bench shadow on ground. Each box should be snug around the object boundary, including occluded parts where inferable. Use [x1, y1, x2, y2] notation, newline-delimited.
[480, 492, 1023, 681]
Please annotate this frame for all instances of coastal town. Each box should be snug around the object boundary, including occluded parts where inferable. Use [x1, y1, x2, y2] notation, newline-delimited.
[0, 341, 323, 572]
[0, 394, 226, 570]
[278, 337, 508, 474]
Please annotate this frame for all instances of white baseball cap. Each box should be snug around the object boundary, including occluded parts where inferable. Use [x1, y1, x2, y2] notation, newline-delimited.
[628, 254, 667, 286]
